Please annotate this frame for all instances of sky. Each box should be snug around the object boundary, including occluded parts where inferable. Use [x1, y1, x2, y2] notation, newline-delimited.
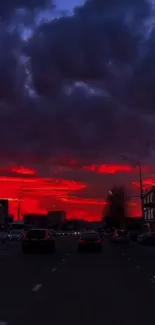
[0, 0, 155, 221]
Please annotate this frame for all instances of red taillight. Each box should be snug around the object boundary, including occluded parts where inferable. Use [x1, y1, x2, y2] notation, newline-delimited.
[79, 239, 85, 243]
[22, 233, 27, 240]
[44, 233, 50, 240]
[96, 240, 101, 243]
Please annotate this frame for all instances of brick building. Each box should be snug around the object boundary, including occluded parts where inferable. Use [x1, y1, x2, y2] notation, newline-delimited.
[143, 186, 155, 231]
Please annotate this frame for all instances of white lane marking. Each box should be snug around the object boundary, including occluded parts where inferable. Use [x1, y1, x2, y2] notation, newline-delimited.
[32, 284, 42, 292]
[136, 265, 141, 270]
[62, 258, 66, 262]
[0, 322, 7, 325]
[51, 267, 57, 272]
[150, 278, 155, 285]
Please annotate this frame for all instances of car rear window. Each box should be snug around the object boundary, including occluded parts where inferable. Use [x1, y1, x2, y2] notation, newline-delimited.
[11, 230, 21, 234]
[27, 230, 46, 239]
[81, 233, 100, 240]
[117, 230, 128, 236]
[149, 233, 155, 237]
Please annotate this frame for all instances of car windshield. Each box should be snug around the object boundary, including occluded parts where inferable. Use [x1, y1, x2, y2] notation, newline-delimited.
[81, 232, 100, 240]
[27, 230, 46, 239]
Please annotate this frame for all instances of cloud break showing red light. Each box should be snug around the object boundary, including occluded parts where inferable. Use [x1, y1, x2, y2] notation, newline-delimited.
[82, 164, 150, 174]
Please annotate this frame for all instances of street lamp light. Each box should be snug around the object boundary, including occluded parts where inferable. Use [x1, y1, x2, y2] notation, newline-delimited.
[122, 156, 144, 218]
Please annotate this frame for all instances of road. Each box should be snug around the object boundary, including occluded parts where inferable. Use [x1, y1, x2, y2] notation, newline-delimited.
[0, 237, 155, 325]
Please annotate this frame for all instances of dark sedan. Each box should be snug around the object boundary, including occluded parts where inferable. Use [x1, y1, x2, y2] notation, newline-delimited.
[22, 228, 55, 253]
[78, 231, 102, 252]
[8, 230, 22, 241]
[112, 229, 130, 243]
[137, 232, 155, 245]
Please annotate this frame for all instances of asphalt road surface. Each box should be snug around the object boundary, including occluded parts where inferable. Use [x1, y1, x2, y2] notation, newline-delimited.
[0, 237, 155, 325]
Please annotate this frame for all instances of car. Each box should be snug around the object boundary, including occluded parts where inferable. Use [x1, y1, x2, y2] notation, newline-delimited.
[22, 228, 55, 253]
[137, 232, 155, 245]
[0, 231, 9, 243]
[8, 230, 22, 241]
[129, 230, 141, 241]
[137, 232, 149, 244]
[112, 229, 130, 243]
[78, 231, 102, 252]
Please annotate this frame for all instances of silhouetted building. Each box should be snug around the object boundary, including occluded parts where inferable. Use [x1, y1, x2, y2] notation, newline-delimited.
[23, 214, 48, 228]
[11, 221, 24, 229]
[0, 199, 8, 227]
[23, 212, 66, 229]
[143, 186, 155, 231]
[125, 217, 143, 230]
[47, 211, 66, 229]
[7, 214, 14, 223]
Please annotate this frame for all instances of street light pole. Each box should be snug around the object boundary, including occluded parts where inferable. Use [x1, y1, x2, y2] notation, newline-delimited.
[122, 156, 144, 218]
[137, 162, 144, 219]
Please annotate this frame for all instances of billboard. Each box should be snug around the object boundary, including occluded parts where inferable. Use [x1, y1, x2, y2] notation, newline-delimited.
[0, 199, 9, 226]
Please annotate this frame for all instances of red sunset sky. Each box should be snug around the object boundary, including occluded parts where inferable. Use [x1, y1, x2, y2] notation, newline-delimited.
[1, 0, 155, 222]
[0, 162, 154, 221]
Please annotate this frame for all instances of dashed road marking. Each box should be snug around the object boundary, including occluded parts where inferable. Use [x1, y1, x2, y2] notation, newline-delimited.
[51, 267, 57, 272]
[62, 258, 66, 262]
[127, 257, 131, 261]
[150, 278, 155, 285]
[136, 265, 141, 270]
[32, 284, 42, 292]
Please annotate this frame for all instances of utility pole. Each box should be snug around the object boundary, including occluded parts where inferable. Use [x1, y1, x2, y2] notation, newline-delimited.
[17, 195, 21, 221]
[137, 162, 144, 219]
[122, 156, 144, 218]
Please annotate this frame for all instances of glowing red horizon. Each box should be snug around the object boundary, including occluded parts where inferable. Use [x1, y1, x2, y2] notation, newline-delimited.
[0, 163, 154, 221]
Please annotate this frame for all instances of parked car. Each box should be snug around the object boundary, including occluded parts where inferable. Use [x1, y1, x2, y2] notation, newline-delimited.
[137, 232, 149, 244]
[78, 231, 102, 252]
[129, 230, 141, 241]
[112, 229, 130, 243]
[137, 232, 155, 245]
[22, 228, 55, 253]
[8, 230, 22, 241]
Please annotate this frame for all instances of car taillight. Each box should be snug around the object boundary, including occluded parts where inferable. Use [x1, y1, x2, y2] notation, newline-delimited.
[22, 233, 27, 240]
[79, 239, 85, 243]
[96, 240, 101, 243]
[44, 234, 50, 240]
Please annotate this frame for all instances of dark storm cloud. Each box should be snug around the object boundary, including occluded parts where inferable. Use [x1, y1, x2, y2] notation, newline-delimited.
[0, 1, 53, 19]
[0, 26, 26, 103]
[26, 0, 155, 113]
[0, 0, 155, 166]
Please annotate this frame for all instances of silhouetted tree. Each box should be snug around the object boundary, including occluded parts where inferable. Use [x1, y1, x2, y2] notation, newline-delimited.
[103, 186, 129, 229]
